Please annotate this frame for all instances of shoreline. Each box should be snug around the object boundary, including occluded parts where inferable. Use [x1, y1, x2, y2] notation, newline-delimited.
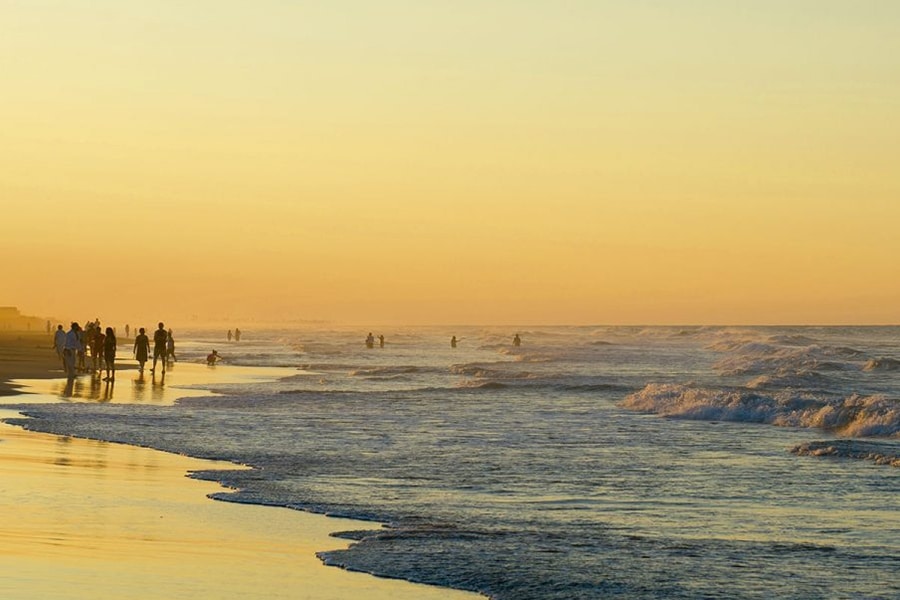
[0, 334, 480, 600]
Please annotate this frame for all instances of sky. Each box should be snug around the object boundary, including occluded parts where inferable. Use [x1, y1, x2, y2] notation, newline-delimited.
[2, 1, 899, 326]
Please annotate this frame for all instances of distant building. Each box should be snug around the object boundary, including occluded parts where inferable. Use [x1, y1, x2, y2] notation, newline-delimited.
[0, 306, 47, 331]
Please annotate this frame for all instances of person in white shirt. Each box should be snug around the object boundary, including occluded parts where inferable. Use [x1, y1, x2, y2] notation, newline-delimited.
[63, 322, 84, 379]
[52, 324, 66, 369]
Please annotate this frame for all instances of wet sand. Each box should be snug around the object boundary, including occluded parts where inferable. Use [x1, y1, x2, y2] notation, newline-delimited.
[0, 339, 480, 599]
[0, 331, 62, 395]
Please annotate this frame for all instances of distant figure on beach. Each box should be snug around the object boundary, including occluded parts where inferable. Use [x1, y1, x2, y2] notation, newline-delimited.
[125, 323, 130, 338]
[451, 335, 458, 348]
[365, 332, 375, 349]
[151, 322, 168, 374]
[166, 329, 176, 363]
[234, 328, 241, 342]
[53, 324, 66, 368]
[513, 334, 521, 347]
[378, 334, 385, 348]
[46, 320, 51, 334]
[103, 327, 116, 381]
[63, 322, 83, 379]
[227, 329, 233, 342]
[133, 327, 150, 372]
[207, 350, 221, 365]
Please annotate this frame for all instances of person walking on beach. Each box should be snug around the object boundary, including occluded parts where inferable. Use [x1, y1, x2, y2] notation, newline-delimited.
[53, 324, 66, 369]
[151, 322, 168, 374]
[103, 326, 117, 381]
[365, 332, 375, 349]
[451, 335, 458, 348]
[63, 322, 83, 379]
[166, 329, 176, 363]
[227, 329, 233, 342]
[513, 333, 521, 347]
[133, 327, 151, 373]
[234, 328, 241, 342]
[378, 334, 385, 348]
[125, 323, 130, 338]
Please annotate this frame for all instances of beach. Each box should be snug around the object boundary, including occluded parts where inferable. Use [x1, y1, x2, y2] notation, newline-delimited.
[2, 326, 898, 599]
[0, 334, 480, 600]
[0, 331, 63, 395]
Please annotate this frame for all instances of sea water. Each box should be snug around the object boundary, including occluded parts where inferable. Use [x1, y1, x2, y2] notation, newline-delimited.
[9, 326, 900, 599]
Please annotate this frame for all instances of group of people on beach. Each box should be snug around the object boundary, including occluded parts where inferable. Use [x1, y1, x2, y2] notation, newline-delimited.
[53, 320, 118, 381]
[53, 320, 176, 380]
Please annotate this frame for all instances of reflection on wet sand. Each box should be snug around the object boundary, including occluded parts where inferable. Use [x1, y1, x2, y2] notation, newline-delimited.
[55, 374, 117, 402]
[8, 362, 301, 407]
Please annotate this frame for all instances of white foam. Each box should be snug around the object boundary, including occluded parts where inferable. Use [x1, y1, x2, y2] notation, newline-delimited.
[622, 383, 900, 438]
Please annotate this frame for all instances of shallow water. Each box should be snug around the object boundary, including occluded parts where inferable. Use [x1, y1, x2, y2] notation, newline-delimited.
[8, 326, 900, 599]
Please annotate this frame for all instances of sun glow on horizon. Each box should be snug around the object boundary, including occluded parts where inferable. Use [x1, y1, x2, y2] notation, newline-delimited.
[2, 2, 899, 326]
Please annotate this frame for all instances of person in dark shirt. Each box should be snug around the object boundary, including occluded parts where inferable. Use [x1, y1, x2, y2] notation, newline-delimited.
[151, 322, 168, 374]
[103, 327, 117, 381]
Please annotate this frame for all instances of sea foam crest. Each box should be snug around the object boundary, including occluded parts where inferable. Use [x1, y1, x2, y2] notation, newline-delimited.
[863, 357, 900, 372]
[621, 383, 900, 437]
[791, 440, 900, 467]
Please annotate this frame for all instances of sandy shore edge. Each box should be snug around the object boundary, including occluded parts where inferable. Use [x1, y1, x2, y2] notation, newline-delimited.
[0, 333, 480, 599]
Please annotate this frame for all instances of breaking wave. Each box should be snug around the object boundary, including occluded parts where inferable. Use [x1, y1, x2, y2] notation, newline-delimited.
[621, 383, 900, 437]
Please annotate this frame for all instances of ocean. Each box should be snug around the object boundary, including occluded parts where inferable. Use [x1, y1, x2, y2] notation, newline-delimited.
[8, 326, 900, 599]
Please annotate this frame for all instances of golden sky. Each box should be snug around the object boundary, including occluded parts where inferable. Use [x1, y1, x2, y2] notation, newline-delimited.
[2, 2, 899, 326]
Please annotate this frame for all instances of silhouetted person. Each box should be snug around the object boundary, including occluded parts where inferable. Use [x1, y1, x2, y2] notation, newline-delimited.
[63, 322, 83, 379]
[103, 327, 117, 381]
[125, 323, 130, 338]
[133, 327, 150, 372]
[151, 322, 167, 373]
[53, 324, 66, 369]
[378, 334, 385, 348]
[365, 332, 375, 349]
[166, 329, 176, 363]
[90, 325, 105, 372]
[227, 329, 233, 342]
[234, 328, 241, 342]
[513, 334, 521, 347]
[46, 320, 51, 334]
[451, 336, 458, 348]
[207, 350, 221, 365]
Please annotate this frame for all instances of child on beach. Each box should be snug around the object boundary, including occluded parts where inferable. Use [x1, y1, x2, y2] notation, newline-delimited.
[166, 329, 176, 363]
